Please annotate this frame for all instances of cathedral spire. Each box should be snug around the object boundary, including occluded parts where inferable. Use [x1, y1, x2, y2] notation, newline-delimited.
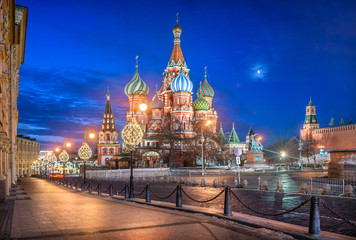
[303, 97, 319, 129]
[228, 122, 240, 144]
[101, 89, 117, 132]
[169, 16, 186, 68]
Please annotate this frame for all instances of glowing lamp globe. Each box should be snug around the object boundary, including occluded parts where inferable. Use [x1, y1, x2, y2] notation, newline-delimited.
[89, 133, 95, 139]
[66, 142, 72, 148]
[78, 142, 92, 160]
[121, 121, 144, 150]
[59, 150, 69, 162]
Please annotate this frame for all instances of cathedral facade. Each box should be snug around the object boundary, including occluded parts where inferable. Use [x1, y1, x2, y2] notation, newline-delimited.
[122, 20, 253, 167]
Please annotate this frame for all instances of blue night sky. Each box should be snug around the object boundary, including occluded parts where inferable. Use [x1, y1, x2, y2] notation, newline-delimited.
[16, 0, 356, 150]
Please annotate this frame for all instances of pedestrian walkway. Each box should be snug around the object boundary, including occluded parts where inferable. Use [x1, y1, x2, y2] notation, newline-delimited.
[10, 178, 293, 239]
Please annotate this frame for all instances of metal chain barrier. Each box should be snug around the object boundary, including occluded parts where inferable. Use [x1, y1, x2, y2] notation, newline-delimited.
[134, 185, 148, 197]
[103, 185, 111, 193]
[181, 188, 225, 203]
[116, 185, 126, 194]
[231, 191, 310, 216]
[93, 183, 99, 192]
[149, 186, 177, 200]
[320, 199, 356, 227]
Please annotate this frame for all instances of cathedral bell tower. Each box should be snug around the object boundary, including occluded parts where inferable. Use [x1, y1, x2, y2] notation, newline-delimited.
[97, 88, 120, 166]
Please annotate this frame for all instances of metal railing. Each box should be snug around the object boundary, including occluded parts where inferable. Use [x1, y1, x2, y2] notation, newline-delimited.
[47, 176, 356, 237]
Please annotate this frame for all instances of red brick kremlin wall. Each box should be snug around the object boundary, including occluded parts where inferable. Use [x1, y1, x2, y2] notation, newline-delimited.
[301, 124, 356, 152]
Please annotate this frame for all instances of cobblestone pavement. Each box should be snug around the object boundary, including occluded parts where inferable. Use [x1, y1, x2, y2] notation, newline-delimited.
[78, 177, 356, 238]
[10, 178, 296, 240]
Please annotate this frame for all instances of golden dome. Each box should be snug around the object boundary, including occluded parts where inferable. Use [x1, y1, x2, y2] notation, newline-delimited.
[173, 23, 182, 34]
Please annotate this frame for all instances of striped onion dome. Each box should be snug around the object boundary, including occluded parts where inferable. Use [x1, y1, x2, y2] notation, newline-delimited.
[197, 77, 214, 98]
[124, 70, 149, 96]
[170, 70, 193, 93]
[150, 93, 164, 109]
[192, 93, 210, 111]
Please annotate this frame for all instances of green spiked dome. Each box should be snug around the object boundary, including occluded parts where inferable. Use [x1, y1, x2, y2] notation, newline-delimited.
[192, 93, 210, 111]
[125, 68, 149, 96]
[197, 76, 214, 98]
[228, 123, 240, 144]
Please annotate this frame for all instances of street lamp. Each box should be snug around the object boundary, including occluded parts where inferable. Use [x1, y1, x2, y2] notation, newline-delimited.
[201, 120, 211, 176]
[121, 89, 147, 198]
[59, 150, 69, 181]
[280, 151, 286, 158]
[78, 142, 92, 185]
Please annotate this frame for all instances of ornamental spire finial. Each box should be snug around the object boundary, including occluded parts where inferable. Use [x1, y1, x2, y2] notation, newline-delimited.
[106, 86, 110, 99]
[176, 12, 179, 23]
[204, 66, 207, 80]
[233, 122, 235, 129]
[136, 56, 139, 72]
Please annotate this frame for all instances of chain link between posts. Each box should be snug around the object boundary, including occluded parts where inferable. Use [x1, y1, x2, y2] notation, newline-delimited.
[231, 191, 310, 216]
[320, 199, 356, 227]
[134, 185, 148, 197]
[149, 186, 177, 200]
[181, 188, 225, 203]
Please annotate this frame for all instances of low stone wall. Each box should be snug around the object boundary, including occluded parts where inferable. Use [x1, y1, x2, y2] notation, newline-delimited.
[328, 150, 356, 178]
[86, 168, 170, 180]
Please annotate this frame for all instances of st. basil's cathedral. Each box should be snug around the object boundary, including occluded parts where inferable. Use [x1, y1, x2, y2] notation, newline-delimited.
[97, 19, 256, 167]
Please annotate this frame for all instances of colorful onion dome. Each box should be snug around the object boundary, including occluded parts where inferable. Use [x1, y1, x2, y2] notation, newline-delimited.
[197, 78, 214, 98]
[151, 93, 164, 109]
[124, 69, 149, 96]
[171, 69, 193, 93]
[192, 93, 210, 111]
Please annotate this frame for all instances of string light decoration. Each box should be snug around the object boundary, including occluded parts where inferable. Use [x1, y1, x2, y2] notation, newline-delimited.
[59, 150, 69, 162]
[121, 120, 144, 150]
[49, 153, 57, 163]
[78, 142, 92, 160]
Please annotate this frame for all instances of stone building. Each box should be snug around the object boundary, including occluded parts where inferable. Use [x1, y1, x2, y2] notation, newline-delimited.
[300, 98, 356, 178]
[0, 1, 28, 202]
[16, 135, 40, 176]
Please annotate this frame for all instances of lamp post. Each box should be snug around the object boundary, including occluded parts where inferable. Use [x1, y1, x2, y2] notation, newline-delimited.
[121, 90, 147, 198]
[59, 150, 69, 181]
[78, 142, 92, 185]
[201, 120, 211, 176]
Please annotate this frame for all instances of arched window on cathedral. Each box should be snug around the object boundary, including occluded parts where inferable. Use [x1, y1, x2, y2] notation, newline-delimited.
[103, 148, 107, 154]
[109, 148, 114, 154]
[106, 133, 110, 141]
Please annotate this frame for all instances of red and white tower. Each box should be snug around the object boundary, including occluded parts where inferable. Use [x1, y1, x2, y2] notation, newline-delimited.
[97, 88, 120, 165]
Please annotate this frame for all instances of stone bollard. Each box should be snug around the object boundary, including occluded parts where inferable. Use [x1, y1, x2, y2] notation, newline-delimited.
[98, 183, 101, 196]
[176, 185, 182, 208]
[242, 180, 248, 188]
[201, 178, 206, 187]
[260, 180, 268, 190]
[193, 178, 198, 186]
[187, 178, 191, 186]
[146, 184, 151, 203]
[180, 177, 185, 184]
[75, 182, 78, 190]
[308, 196, 320, 236]
[233, 179, 238, 188]
[166, 176, 171, 183]
[321, 184, 330, 195]
[300, 183, 309, 194]
[143, 177, 146, 183]
[276, 181, 283, 192]
[173, 177, 177, 183]
[152, 176, 155, 183]
[345, 185, 353, 197]
[223, 179, 228, 187]
[224, 187, 232, 216]
[89, 183, 92, 194]
[213, 179, 219, 188]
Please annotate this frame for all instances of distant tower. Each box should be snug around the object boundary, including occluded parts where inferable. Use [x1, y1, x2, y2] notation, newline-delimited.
[97, 88, 120, 165]
[303, 97, 319, 129]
